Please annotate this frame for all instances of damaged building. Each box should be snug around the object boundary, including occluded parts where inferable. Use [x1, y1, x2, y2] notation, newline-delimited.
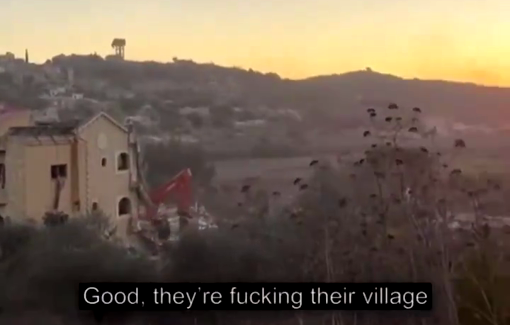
[0, 108, 141, 242]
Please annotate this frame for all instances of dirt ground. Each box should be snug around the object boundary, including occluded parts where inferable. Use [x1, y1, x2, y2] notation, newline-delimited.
[211, 150, 510, 217]
[212, 155, 338, 193]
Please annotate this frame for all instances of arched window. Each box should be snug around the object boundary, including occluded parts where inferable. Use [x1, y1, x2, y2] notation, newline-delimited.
[117, 152, 129, 171]
[101, 158, 107, 167]
[118, 197, 131, 216]
[91, 202, 98, 211]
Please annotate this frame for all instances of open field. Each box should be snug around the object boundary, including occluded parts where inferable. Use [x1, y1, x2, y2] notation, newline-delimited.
[212, 155, 338, 187]
[211, 156, 339, 208]
[211, 150, 510, 215]
[213, 156, 322, 181]
[213, 151, 510, 182]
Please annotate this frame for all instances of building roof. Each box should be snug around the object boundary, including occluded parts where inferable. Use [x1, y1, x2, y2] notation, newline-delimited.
[0, 106, 31, 119]
[76, 111, 128, 134]
[8, 123, 78, 138]
[6, 111, 127, 140]
[111, 38, 126, 46]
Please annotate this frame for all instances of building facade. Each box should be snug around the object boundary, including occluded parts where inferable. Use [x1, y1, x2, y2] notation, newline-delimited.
[0, 111, 141, 239]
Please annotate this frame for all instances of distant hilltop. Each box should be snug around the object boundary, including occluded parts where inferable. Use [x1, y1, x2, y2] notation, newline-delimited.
[2, 52, 510, 129]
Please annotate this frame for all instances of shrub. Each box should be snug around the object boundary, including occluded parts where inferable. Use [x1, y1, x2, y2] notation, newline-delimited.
[0, 214, 157, 319]
[161, 217, 307, 283]
[226, 103, 509, 325]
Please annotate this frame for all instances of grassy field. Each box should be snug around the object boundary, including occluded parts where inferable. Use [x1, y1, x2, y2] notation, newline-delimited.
[212, 155, 339, 188]
[211, 156, 332, 207]
[213, 156, 318, 181]
[211, 149, 510, 216]
[459, 156, 509, 174]
[213, 152, 510, 184]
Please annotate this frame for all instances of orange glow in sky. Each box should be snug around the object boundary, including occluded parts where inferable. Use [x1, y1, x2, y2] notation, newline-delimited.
[2, 0, 510, 86]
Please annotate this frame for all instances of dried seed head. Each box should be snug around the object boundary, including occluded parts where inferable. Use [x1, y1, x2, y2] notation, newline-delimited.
[454, 139, 466, 148]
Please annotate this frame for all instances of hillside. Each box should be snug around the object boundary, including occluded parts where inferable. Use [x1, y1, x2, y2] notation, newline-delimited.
[3, 55, 510, 157]
[49, 55, 510, 127]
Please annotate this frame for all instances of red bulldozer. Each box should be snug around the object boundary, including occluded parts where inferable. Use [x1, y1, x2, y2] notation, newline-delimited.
[130, 168, 210, 255]
[139, 168, 193, 221]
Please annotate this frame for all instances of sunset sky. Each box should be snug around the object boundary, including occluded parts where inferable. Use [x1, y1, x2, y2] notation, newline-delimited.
[2, 0, 510, 86]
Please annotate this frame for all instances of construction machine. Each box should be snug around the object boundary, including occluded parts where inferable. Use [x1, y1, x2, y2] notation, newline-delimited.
[129, 168, 215, 254]
[140, 168, 193, 221]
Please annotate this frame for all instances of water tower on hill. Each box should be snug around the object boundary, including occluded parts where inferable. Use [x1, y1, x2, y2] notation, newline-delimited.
[111, 38, 126, 59]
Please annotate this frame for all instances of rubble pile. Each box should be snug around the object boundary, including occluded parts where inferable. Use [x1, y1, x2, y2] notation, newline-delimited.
[127, 203, 217, 256]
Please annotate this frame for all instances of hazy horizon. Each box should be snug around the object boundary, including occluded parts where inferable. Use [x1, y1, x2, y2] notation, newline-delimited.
[3, 0, 510, 86]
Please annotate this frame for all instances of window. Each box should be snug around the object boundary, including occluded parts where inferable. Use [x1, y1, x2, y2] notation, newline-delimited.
[51, 164, 67, 179]
[91, 202, 98, 211]
[117, 153, 129, 171]
[0, 163, 5, 189]
[101, 157, 107, 167]
[118, 197, 131, 216]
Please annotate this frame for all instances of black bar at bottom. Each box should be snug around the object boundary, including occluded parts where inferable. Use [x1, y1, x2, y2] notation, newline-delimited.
[78, 282, 432, 311]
